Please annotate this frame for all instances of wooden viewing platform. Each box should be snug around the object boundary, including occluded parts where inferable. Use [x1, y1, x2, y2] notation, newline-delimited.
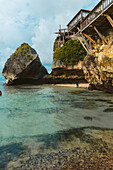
[55, 0, 113, 53]
[67, 9, 90, 33]
[81, 0, 113, 31]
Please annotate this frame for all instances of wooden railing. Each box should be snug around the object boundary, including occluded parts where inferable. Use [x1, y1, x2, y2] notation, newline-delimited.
[68, 18, 81, 31]
[81, 0, 113, 30]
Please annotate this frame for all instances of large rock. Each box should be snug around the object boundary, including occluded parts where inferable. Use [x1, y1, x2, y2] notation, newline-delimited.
[51, 38, 87, 83]
[2, 43, 48, 85]
[50, 58, 87, 84]
[83, 32, 113, 93]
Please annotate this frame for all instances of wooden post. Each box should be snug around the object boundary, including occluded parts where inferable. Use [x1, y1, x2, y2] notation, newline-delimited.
[77, 27, 90, 49]
[102, 0, 104, 10]
[82, 33, 96, 44]
[94, 26, 108, 44]
[77, 26, 96, 45]
[104, 14, 113, 27]
[81, 10, 83, 20]
[77, 37, 89, 53]
[63, 36, 65, 45]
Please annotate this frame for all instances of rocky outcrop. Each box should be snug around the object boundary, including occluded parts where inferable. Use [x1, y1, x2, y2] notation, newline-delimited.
[83, 32, 113, 93]
[51, 58, 87, 84]
[52, 58, 82, 70]
[2, 43, 48, 85]
[50, 38, 87, 84]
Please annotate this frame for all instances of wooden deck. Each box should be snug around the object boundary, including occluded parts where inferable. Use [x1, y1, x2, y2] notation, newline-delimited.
[81, 0, 113, 31]
[54, 0, 113, 52]
[70, 0, 113, 52]
[80, 0, 113, 39]
[67, 9, 90, 33]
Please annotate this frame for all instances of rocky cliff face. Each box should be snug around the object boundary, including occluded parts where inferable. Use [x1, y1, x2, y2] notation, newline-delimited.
[51, 58, 86, 84]
[52, 58, 83, 70]
[83, 32, 113, 92]
[51, 39, 87, 83]
[2, 43, 48, 85]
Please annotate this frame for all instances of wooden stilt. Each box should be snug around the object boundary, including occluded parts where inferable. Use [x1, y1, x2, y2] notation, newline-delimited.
[77, 36, 89, 53]
[104, 14, 113, 27]
[77, 27, 90, 49]
[82, 33, 96, 44]
[63, 36, 65, 45]
[94, 26, 108, 44]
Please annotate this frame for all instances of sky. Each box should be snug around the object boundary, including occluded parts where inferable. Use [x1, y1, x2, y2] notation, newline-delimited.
[0, 0, 98, 74]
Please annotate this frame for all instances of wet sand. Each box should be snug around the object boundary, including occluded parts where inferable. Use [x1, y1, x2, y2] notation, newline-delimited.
[54, 83, 89, 88]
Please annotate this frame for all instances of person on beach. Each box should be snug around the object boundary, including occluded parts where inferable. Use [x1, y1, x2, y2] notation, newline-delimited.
[76, 81, 79, 88]
[0, 91, 2, 96]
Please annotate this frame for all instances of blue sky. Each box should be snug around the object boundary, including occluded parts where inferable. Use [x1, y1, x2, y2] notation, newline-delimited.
[0, 0, 98, 74]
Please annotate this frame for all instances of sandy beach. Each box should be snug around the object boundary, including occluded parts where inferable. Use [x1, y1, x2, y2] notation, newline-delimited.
[54, 83, 89, 88]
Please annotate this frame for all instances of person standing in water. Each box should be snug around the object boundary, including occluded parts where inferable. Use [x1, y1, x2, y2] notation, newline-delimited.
[0, 91, 2, 96]
[76, 81, 79, 88]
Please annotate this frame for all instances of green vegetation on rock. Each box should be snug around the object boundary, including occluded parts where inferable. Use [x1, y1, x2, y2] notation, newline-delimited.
[26, 54, 33, 61]
[53, 39, 86, 66]
[9, 42, 32, 60]
[53, 39, 58, 52]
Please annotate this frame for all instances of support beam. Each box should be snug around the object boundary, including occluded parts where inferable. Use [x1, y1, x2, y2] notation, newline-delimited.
[77, 27, 90, 48]
[82, 33, 96, 44]
[77, 37, 89, 53]
[63, 36, 65, 45]
[94, 26, 108, 44]
[104, 14, 113, 27]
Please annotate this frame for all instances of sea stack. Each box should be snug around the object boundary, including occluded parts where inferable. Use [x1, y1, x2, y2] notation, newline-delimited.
[2, 43, 48, 85]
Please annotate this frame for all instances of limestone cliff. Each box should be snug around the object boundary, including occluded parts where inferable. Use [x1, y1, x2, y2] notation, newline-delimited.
[51, 39, 87, 83]
[83, 32, 113, 92]
[2, 43, 48, 85]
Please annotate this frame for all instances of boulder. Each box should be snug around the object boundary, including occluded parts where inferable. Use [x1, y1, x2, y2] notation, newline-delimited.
[2, 43, 48, 85]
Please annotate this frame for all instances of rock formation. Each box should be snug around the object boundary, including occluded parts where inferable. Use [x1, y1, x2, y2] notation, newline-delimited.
[83, 31, 113, 93]
[50, 39, 87, 84]
[50, 58, 86, 83]
[2, 43, 48, 85]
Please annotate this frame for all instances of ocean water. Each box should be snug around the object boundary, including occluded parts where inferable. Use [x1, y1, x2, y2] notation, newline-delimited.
[43, 63, 52, 73]
[0, 79, 113, 168]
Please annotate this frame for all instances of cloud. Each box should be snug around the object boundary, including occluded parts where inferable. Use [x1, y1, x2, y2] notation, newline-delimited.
[32, 18, 57, 64]
[0, 0, 98, 74]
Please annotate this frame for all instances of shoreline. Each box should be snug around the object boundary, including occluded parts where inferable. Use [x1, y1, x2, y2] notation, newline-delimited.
[53, 83, 89, 88]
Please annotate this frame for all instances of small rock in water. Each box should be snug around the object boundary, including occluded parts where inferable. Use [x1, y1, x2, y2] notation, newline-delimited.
[84, 116, 93, 121]
[103, 108, 113, 112]
[0, 91, 2, 96]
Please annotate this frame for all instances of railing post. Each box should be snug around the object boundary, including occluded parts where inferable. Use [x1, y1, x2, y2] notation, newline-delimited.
[102, 0, 104, 10]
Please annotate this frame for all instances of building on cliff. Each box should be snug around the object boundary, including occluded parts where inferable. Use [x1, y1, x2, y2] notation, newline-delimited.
[67, 9, 90, 33]
[54, 9, 90, 51]
[53, 0, 113, 91]
[54, 0, 113, 53]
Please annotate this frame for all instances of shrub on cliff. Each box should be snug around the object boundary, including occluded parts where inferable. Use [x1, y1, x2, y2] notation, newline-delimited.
[53, 39, 86, 66]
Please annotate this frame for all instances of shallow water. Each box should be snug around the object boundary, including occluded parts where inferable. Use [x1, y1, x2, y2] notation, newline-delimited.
[0, 80, 113, 168]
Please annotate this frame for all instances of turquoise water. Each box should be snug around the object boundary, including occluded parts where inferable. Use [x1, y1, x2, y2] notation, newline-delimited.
[0, 80, 113, 168]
